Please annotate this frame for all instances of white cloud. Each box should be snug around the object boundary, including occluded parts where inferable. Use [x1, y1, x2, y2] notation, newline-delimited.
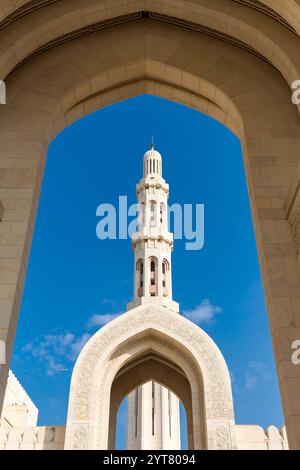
[183, 299, 222, 324]
[21, 342, 33, 353]
[20, 310, 123, 377]
[69, 333, 91, 360]
[244, 361, 273, 391]
[45, 357, 65, 377]
[248, 361, 266, 372]
[22, 331, 91, 376]
[245, 372, 258, 390]
[86, 312, 121, 329]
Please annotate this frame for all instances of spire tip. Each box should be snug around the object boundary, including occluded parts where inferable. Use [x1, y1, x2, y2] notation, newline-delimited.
[151, 134, 154, 150]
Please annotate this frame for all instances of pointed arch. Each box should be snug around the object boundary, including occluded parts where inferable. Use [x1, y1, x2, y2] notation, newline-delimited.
[65, 306, 236, 450]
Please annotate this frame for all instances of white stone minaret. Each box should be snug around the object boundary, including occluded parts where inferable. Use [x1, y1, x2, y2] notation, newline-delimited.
[127, 143, 179, 313]
[126, 144, 181, 450]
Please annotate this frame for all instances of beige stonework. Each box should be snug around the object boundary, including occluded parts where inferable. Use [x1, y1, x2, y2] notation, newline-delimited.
[0, 0, 299, 449]
[0, 424, 66, 450]
[235, 425, 289, 450]
[65, 304, 237, 450]
[0, 370, 65, 450]
[1, 370, 38, 429]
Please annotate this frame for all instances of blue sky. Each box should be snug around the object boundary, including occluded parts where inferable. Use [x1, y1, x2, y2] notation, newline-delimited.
[11, 95, 283, 449]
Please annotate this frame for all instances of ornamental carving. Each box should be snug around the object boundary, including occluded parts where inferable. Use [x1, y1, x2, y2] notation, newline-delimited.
[215, 425, 230, 450]
[67, 306, 234, 449]
[72, 425, 88, 450]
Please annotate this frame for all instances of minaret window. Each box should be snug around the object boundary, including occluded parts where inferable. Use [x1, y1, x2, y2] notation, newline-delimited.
[149, 257, 158, 296]
[140, 262, 143, 287]
[150, 260, 155, 285]
[139, 202, 145, 229]
[136, 259, 144, 297]
[160, 203, 165, 225]
[162, 259, 169, 293]
[150, 201, 156, 227]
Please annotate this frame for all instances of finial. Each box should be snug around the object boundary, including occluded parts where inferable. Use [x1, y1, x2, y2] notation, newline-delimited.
[150, 134, 154, 150]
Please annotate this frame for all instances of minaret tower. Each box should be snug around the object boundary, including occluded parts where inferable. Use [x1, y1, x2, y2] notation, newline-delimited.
[127, 143, 179, 313]
[126, 144, 181, 450]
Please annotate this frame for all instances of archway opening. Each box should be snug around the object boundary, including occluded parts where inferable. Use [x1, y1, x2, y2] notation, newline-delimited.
[108, 349, 195, 450]
[115, 382, 188, 450]
[7, 94, 284, 449]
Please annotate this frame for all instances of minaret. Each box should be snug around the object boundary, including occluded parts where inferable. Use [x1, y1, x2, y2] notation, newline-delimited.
[127, 143, 179, 313]
[126, 144, 181, 450]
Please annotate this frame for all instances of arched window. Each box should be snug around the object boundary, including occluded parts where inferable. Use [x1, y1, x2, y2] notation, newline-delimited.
[136, 259, 144, 296]
[150, 201, 156, 227]
[149, 257, 158, 296]
[140, 261, 144, 286]
[139, 202, 145, 229]
[160, 203, 165, 226]
[151, 261, 155, 271]
[162, 259, 169, 292]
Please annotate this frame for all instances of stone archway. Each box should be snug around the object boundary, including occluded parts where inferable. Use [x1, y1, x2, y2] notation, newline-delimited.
[64, 305, 237, 450]
[108, 351, 195, 450]
[0, 0, 300, 449]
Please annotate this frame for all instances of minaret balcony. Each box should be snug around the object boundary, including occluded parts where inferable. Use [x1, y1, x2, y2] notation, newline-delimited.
[136, 180, 169, 195]
[127, 296, 179, 313]
[132, 229, 174, 244]
[137, 287, 143, 297]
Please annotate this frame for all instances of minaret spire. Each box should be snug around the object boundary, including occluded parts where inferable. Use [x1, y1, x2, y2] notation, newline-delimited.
[151, 134, 154, 149]
[127, 144, 179, 313]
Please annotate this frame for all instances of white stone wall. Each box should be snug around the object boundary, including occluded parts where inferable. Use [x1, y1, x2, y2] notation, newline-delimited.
[0, 423, 288, 450]
[0, 426, 66, 450]
[0, 370, 38, 428]
[235, 425, 289, 450]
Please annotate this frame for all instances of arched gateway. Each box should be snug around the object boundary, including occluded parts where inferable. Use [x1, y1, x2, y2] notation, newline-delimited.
[65, 306, 236, 450]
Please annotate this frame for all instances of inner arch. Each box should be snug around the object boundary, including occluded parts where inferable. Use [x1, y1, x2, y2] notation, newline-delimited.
[108, 351, 195, 450]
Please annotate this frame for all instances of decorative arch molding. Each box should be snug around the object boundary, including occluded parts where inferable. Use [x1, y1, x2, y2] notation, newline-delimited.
[48, 60, 244, 142]
[1, 0, 300, 98]
[108, 353, 194, 449]
[1, 0, 299, 34]
[65, 306, 236, 450]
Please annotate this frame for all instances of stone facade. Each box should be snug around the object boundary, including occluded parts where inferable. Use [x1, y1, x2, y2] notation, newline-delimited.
[0, 0, 300, 448]
[65, 304, 238, 449]
[0, 425, 66, 451]
[235, 425, 289, 451]
[0, 370, 38, 428]
[0, 370, 65, 450]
